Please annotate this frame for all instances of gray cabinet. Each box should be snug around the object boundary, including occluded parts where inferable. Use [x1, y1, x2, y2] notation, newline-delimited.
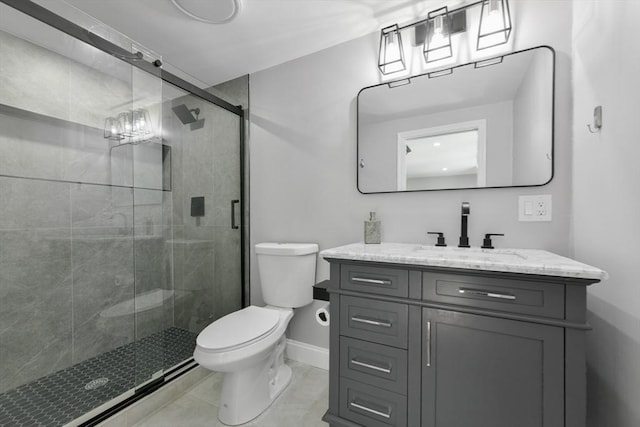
[422, 308, 564, 427]
[323, 261, 598, 427]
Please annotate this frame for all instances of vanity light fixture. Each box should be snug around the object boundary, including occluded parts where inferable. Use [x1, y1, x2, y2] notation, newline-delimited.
[104, 108, 153, 142]
[376, 0, 513, 74]
[424, 7, 453, 63]
[378, 24, 406, 75]
[477, 0, 512, 50]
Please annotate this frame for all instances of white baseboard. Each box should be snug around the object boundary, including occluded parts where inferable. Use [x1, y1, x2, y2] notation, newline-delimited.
[285, 339, 329, 371]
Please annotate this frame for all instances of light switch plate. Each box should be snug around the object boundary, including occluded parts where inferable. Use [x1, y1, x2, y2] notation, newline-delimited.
[519, 195, 552, 222]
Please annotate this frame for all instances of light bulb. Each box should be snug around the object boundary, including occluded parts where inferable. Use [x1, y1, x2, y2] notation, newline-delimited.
[489, 0, 499, 15]
[433, 14, 444, 35]
[386, 32, 400, 62]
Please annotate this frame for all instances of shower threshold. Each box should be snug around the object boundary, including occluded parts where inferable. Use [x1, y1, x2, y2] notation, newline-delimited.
[0, 327, 197, 427]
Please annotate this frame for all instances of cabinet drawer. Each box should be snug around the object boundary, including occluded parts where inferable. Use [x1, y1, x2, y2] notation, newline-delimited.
[423, 272, 565, 319]
[340, 296, 408, 348]
[340, 378, 407, 427]
[340, 337, 407, 395]
[341, 264, 409, 297]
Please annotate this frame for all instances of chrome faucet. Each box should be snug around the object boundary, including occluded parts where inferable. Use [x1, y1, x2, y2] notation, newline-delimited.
[458, 202, 470, 248]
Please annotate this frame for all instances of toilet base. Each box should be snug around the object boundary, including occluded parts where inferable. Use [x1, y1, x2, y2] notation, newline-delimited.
[217, 335, 291, 425]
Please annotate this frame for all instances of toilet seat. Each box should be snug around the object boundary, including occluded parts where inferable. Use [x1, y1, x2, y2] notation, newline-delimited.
[196, 306, 280, 352]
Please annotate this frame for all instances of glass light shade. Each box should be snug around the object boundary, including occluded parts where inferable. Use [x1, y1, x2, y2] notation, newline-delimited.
[477, 0, 512, 50]
[132, 108, 152, 135]
[118, 111, 134, 137]
[104, 116, 124, 140]
[139, 109, 152, 134]
[423, 8, 452, 63]
[378, 24, 406, 75]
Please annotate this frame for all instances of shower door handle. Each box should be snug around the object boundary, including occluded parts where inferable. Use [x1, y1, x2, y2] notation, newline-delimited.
[231, 199, 240, 229]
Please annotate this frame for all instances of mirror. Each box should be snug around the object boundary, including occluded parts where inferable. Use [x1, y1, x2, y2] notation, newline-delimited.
[357, 46, 554, 193]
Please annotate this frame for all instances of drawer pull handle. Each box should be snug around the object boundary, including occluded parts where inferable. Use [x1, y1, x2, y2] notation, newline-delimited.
[426, 321, 431, 367]
[350, 401, 392, 419]
[351, 316, 392, 328]
[351, 277, 392, 286]
[351, 358, 392, 374]
[458, 288, 516, 301]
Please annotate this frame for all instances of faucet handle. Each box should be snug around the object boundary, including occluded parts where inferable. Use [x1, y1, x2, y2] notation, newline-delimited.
[481, 233, 504, 249]
[428, 232, 447, 247]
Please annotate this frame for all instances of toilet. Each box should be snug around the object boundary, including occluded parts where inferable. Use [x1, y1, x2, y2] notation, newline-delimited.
[193, 242, 318, 425]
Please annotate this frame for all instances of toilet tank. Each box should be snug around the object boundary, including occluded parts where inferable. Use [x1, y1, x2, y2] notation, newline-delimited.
[255, 243, 318, 308]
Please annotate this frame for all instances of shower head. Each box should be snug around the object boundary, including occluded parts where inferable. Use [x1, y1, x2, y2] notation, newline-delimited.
[190, 119, 205, 130]
[172, 104, 200, 125]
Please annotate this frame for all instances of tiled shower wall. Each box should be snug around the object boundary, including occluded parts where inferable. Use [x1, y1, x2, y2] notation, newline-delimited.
[0, 29, 170, 393]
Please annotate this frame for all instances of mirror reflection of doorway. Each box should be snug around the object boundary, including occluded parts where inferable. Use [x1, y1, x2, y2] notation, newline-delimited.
[397, 120, 486, 190]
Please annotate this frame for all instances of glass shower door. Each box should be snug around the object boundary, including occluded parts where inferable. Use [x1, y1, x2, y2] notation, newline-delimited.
[162, 86, 243, 337]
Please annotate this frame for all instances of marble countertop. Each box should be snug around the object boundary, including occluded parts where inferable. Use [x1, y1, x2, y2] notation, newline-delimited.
[320, 242, 608, 281]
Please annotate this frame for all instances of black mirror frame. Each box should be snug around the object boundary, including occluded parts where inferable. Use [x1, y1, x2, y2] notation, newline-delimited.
[356, 45, 556, 194]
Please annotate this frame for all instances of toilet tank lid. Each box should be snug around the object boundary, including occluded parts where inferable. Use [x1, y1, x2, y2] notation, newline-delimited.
[255, 243, 318, 256]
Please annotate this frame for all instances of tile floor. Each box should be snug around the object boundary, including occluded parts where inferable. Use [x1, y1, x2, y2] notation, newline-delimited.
[130, 361, 328, 427]
[0, 327, 197, 427]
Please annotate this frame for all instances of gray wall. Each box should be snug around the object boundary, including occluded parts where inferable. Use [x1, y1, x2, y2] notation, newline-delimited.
[249, 0, 574, 349]
[572, 2, 640, 426]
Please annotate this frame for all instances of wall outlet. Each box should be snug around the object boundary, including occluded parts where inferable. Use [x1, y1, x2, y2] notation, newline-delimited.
[519, 195, 552, 222]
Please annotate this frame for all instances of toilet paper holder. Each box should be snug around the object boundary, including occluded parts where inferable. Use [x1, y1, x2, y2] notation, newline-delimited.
[315, 302, 330, 326]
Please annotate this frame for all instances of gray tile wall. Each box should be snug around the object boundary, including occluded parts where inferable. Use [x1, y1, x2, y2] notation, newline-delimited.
[0, 178, 73, 393]
[0, 24, 247, 399]
[0, 182, 174, 394]
[0, 29, 170, 394]
[167, 88, 244, 334]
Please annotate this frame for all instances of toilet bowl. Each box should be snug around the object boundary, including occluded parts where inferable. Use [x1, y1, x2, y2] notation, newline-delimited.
[193, 242, 318, 425]
[194, 305, 293, 425]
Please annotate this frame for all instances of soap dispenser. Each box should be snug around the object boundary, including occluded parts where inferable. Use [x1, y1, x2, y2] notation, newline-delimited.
[364, 212, 381, 244]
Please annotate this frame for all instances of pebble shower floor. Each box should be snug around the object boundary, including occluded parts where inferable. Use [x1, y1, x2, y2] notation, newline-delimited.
[0, 327, 197, 426]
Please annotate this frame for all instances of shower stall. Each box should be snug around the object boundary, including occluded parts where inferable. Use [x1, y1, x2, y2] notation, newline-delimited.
[0, 1, 246, 425]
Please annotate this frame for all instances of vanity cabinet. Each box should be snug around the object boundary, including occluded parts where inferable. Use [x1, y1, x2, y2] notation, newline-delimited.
[421, 308, 563, 427]
[322, 259, 602, 427]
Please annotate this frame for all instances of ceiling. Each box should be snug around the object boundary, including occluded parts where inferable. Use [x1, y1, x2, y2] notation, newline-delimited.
[38, 0, 442, 86]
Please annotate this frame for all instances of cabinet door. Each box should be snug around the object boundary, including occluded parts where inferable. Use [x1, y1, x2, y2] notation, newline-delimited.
[421, 309, 564, 427]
